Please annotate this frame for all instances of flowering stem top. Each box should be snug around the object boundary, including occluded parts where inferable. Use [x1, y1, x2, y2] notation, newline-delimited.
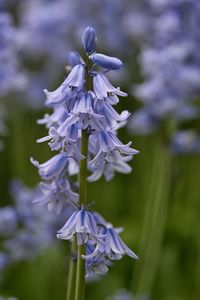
[32, 26, 139, 300]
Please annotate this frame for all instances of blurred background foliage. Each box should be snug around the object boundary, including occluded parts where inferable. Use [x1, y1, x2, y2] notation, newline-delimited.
[1, 0, 200, 300]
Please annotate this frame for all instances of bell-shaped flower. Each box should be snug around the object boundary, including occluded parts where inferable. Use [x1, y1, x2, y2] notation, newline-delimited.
[57, 208, 103, 245]
[44, 64, 85, 106]
[90, 53, 123, 70]
[37, 105, 68, 129]
[57, 92, 104, 131]
[85, 241, 111, 279]
[93, 73, 127, 99]
[37, 125, 84, 161]
[95, 101, 130, 130]
[31, 152, 69, 180]
[88, 154, 132, 182]
[83, 224, 138, 261]
[88, 130, 137, 181]
[34, 179, 78, 214]
[89, 131, 138, 170]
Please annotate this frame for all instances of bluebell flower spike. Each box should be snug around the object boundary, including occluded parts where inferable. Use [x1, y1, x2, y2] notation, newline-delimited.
[31, 26, 138, 281]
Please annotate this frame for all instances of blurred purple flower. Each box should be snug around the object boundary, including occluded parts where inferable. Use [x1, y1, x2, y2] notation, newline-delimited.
[129, 0, 200, 141]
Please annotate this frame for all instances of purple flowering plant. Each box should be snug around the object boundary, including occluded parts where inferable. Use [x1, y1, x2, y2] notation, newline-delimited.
[129, 0, 200, 150]
[32, 26, 138, 300]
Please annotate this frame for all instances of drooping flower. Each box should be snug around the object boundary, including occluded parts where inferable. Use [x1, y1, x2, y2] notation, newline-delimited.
[57, 208, 102, 245]
[93, 73, 127, 99]
[44, 64, 85, 107]
[34, 179, 79, 214]
[83, 224, 138, 261]
[85, 241, 112, 279]
[31, 153, 69, 180]
[57, 92, 104, 131]
[88, 130, 138, 180]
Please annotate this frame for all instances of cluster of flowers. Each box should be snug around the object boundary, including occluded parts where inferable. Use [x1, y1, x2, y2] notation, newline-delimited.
[0, 11, 26, 148]
[130, 0, 200, 151]
[0, 12, 24, 96]
[32, 26, 138, 278]
[0, 12, 16, 144]
[171, 130, 200, 154]
[0, 180, 64, 276]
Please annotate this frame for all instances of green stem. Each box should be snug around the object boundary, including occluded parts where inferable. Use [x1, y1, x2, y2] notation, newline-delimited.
[78, 129, 89, 207]
[75, 129, 89, 300]
[132, 140, 171, 295]
[66, 238, 77, 300]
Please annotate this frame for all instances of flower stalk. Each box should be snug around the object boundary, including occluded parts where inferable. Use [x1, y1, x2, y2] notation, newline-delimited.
[66, 238, 77, 300]
[75, 129, 89, 300]
[75, 52, 90, 300]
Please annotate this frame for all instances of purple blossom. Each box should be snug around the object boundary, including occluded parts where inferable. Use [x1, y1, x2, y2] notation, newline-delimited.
[34, 179, 79, 214]
[57, 208, 102, 245]
[93, 73, 127, 99]
[90, 53, 123, 70]
[31, 153, 69, 180]
[88, 131, 138, 180]
[37, 125, 83, 160]
[130, 0, 200, 140]
[83, 224, 138, 261]
[57, 92, 104, 131]
[44, 64, 85, 107]
[85, 241, 112, 279]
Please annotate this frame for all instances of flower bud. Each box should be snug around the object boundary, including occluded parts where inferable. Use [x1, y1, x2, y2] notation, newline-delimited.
[82, 26, 97, 54]
[68, 51, 84, 67]
[90, 53, 123, 70]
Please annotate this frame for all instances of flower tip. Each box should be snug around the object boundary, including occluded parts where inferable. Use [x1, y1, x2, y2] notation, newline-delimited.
[128, 249, 139, 260]
[43, 88, 48, 94]
[134, 253, 139, 260]
[82, 26, 97, 54]
[30, 157, 39, 167]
